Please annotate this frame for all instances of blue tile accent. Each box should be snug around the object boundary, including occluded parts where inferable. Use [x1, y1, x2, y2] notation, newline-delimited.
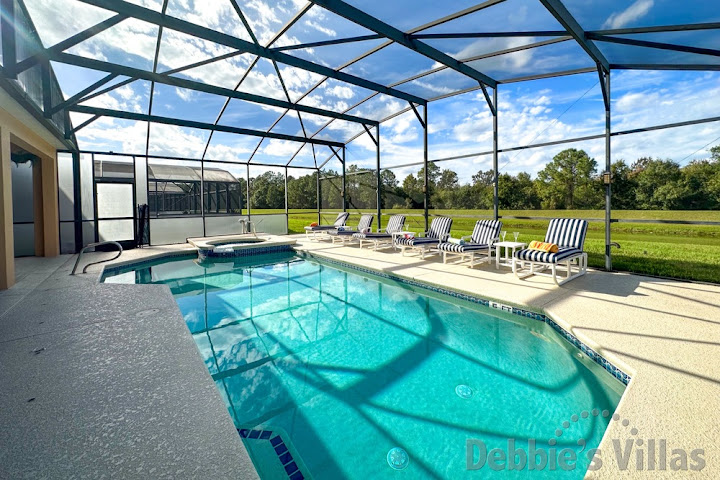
[284, 462, 299, 475]
[199, 244, 292, 259]
[296, 250, 631, 386]
[238, 429, 305, 479]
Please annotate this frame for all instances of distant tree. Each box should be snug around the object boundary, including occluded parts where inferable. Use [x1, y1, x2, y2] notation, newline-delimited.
[250, 171, 284, 209]
[419, 162, 441, 187]
[536, 148, 599, 209]
[320, 169, 342, 209]
[380, 169, 398, 190]
[437, 169, 459, 190]
[498, 172, 540, 209]
[681, 159, 719, 209]
[632, 158, 687, 210]
[470, 169, 494, 209]
[707, 146, 720, 202]
[402, 173, 424, 208]
[711, 145, 720, 162]
[287, 172, 317, 209]
[608, 160, 637, 210]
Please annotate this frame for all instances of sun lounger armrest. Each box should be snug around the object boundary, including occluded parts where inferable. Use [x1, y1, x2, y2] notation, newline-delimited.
[461, 235, 473, 241]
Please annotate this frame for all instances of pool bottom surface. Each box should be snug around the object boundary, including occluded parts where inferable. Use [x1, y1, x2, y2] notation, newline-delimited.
[105, 252, 624, 479]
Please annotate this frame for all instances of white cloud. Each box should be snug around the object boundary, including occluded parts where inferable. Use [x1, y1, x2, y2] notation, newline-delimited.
[326, 85, 355, 99]
[263, 139, 304, 157]
[603, 0, 654, 29]
[304, 20, 337, 37]
[175, 88, 194, 102]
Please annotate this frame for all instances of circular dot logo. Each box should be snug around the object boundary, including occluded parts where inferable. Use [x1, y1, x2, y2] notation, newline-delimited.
[387, 447, 409, 470]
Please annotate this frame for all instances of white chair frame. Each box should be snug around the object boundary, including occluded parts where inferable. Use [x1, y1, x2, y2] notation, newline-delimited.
[512, 252, 588, 286]
[442, 236, 498, 268]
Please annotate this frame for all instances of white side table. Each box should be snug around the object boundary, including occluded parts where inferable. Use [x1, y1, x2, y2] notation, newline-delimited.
[495, 241, 526, 269]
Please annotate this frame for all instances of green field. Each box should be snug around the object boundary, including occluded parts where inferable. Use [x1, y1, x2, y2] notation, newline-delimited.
[249, 209, 720, 284]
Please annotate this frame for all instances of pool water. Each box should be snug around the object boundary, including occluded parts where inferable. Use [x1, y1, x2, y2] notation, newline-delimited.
[104, 252, 624, 479]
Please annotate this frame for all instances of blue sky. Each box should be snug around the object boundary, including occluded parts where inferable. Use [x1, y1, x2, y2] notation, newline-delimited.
[23, 0, 720, 182]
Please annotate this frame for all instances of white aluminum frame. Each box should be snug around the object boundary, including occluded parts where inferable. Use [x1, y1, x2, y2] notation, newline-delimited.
[512, 251, 588, 286]
[441, 235, 498, 268]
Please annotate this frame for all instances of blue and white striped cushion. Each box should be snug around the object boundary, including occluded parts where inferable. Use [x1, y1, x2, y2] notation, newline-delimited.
[514, 246, 583, 263]
[471, 219, 502, 244]
[353, 231, 390, 239]
[357, 214, 374, 231]
[395, 236, 440, 247]
[334, 212, 350, 227]
[305, 225, 335, 231]
[427, 217, 453, 240]
[545, 218, 588, 249]
[331, 214, 374, 236]
[437, 242, 490, 253]
[385, 215, 405, 233]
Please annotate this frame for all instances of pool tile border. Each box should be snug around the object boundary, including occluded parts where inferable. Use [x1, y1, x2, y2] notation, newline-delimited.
[298, 251, 631, 386]
[198, 244, 293, 259]
[237, 428, 305, 480]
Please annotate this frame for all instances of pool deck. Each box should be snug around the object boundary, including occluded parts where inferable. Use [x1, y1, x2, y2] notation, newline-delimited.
[1, 237, 718, 479]
[0, 250, 258, 479]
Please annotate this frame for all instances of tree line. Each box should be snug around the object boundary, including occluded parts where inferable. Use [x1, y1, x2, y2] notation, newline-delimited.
[244, 146, 720, 211]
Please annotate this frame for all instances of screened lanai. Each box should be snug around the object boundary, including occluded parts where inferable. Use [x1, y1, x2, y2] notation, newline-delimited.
[2, 0, 719, 271]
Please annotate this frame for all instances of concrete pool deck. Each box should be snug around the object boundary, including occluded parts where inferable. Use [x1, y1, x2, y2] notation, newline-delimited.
[1, 237, 718, 479]
[0, 251, 258, 479]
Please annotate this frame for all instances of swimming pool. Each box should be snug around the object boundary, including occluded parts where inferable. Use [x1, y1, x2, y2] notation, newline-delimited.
[104, 252, 625, 479]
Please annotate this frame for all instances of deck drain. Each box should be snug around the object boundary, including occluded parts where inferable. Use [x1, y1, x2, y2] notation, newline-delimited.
[387, 447, 409, 470]
[135, 308, 160, 318]
[455, 384, 473, 399]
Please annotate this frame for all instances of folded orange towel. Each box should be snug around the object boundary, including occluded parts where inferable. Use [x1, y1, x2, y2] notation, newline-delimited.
[528, 240, 558, 253]
[309, 222, 318, 227]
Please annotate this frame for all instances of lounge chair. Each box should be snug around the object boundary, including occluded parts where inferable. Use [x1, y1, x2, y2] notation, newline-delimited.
[512, 218, 588, 286]
[327, 214, 374, 244]
[395, 216, 453, 259]
[437, 219, 502, 268]
[353, 214, 406, 250]
[304, 212, 350, 240]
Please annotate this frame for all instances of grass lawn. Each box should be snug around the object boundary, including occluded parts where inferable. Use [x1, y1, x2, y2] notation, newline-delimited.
[248, 209, 720, 284]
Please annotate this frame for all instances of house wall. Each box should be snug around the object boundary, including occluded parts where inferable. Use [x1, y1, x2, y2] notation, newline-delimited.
[0, 101, 61, 289]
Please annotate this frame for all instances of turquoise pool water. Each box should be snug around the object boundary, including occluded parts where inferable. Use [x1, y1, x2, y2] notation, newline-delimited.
[104, 252, 624, 479]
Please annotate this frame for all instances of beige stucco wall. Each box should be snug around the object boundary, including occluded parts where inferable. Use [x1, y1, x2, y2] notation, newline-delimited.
[0, 101, 62, 289]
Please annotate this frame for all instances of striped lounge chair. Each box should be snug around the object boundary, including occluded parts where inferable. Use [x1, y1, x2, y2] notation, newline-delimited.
[304, 212, 350, 240]
[327, 214, 374, 244]
[395, 216, 453, 259]
[437, 219, 502, 268]
[353, 214, 406, 250]
[512, 218, 589, 286]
